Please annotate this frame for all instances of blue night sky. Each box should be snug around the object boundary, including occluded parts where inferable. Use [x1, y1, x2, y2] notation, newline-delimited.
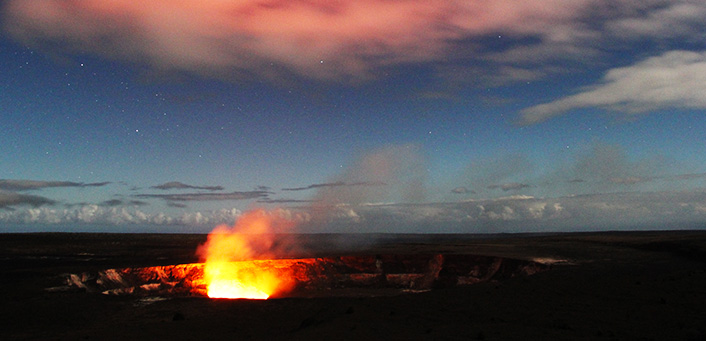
[1, 1, 706, 233]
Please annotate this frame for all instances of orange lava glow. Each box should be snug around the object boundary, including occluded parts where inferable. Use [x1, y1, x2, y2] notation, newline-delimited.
[197, 209, 296, 299]
[204, 261, 283, 299]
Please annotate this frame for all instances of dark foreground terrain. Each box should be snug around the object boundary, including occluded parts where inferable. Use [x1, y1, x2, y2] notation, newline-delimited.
[1, 231, 705, 340]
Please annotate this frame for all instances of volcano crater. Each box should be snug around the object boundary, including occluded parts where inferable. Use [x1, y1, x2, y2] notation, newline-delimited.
[64, 253, 549, 298]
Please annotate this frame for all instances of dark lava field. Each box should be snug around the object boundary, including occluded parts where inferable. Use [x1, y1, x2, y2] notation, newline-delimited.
[1, 231, 705, 340]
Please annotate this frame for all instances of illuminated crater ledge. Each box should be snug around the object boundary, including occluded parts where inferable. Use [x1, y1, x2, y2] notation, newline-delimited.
[64, 254, 550, 298]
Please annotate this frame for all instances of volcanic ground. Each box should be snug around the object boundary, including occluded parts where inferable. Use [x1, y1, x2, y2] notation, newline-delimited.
[1, 231, 705, 340]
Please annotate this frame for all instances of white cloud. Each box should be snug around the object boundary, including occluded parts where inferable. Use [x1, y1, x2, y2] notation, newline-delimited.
[520, 50, 706, 124]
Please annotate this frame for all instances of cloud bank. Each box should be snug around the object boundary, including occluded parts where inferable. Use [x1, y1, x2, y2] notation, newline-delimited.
[0, 205, 245, 228]
[295, 190, 706, 233]
[3, 190, 705, 233]
[1, 142, 706, 232]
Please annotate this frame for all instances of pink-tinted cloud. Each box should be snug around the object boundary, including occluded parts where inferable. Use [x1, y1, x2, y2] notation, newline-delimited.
[2, 0, 593, 81]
